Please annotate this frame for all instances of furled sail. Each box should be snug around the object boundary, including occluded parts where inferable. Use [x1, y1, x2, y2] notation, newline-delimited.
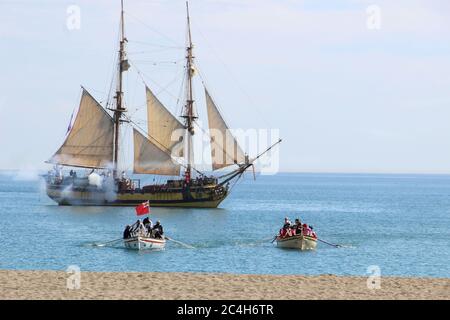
[146, 87, 184, 157]
[133, 128, 181, 176]
[205, 89, 245, 170]
[49, 89, 114, 168]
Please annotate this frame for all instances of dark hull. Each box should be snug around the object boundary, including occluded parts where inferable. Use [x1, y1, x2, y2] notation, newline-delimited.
[46, 184, 228, 208]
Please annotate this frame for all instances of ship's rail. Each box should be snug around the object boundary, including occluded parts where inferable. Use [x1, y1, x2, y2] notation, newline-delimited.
[118, 178, 140, 192]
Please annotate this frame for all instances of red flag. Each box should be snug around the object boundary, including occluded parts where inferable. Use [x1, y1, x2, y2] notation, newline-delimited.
[135, 201, 150, 216]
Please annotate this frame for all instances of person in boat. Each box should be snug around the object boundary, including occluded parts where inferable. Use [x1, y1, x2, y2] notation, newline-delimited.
[152, 220, 164, 239]
[123, 225, 131, 239]
[293, 218, 302, 235]
[309, 225, 317, 239]
[129, 220, 137, 235]
[143, 217, 153, 236]
[302, 223, 312, 236]
[131, 219, 145, 236]
[280, 217, 292, 238]
[283, 217, 291, 228]
[143, 217, 152, 227]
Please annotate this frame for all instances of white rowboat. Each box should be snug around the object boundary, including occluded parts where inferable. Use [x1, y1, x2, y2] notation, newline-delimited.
[124, 235, 166, 250]
[276, 234, 317, 250]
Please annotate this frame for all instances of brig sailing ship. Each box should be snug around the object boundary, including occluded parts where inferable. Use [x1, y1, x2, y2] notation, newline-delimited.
[44, 1, 281, 208]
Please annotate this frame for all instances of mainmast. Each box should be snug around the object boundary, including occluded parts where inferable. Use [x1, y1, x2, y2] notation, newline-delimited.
[112, 0, 128, 178]
[183, 1, 196, 182]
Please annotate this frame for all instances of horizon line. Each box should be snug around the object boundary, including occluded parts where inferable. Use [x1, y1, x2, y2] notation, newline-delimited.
[1, 168, 450, 176]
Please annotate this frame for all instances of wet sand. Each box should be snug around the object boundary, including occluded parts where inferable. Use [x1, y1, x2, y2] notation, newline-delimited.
[0, 270, 448, 300]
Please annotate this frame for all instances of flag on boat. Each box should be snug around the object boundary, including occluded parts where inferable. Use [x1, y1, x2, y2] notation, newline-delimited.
[135, 201, 150, 216]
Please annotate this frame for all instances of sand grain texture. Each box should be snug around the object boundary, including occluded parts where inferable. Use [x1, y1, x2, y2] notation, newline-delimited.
[0, 270, 449, 300]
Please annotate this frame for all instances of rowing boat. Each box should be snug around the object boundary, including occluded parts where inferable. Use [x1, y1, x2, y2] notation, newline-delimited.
[124, 235, 166, 250]
[276, 234, 317, 250]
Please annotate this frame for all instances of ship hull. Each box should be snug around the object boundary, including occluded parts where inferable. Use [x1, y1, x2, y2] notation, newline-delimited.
[276, 235, 317, 250]
[46, 185, 227, 208]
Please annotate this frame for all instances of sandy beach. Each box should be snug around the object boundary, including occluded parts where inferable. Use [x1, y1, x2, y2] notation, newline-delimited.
[0, 270, 448, 300]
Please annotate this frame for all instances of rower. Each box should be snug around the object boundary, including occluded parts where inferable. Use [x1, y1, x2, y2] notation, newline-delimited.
[302, 223, 311, 236]
[283, 217, 291, 229]
[152, 220, 164, 239]
[143, 217, 153, 236]
[123, 225, 131, 239]
[293, 218, 302, 235]
[131, 219, 145, 236]
[280, 217, 291, 238]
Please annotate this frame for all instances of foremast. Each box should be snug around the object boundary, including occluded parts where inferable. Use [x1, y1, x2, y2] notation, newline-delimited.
[112, 0, 128, 178]
[182, 1, 197, 183]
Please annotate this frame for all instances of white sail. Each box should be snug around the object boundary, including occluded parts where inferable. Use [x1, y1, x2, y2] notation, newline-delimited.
[146, 87, 184, 157]
[133, 128, 181, 176]
[49, 89, 114, 168]
[205, 89, 245, 170]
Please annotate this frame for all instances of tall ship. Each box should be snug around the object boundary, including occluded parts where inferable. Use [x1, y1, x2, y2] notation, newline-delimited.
[44, 1, 281, 208]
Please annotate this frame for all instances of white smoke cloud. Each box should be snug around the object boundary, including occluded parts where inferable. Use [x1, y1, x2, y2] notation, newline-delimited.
[88, 172, 103, 188]
[11, 168, 42, 181]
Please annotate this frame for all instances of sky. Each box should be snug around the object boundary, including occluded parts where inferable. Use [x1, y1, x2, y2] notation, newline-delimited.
[1, 0, 450, 174]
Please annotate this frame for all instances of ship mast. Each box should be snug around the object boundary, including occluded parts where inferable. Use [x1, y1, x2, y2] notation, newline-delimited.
[183, 1, 196, 182]
[113, 0, 127, 178]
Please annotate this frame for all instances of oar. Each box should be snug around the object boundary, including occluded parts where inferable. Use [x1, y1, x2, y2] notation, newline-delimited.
[165, 236, 195, 249]
[95, 238, 123, 247]
[270, 236, 277, 243]
[318, 238, 341, 248]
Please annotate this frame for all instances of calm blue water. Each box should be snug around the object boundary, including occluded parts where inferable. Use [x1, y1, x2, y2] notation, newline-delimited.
[0, 172, 449, 277]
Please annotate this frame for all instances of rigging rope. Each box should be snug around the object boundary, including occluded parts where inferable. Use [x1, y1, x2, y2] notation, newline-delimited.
[127, 40, 183, 49]
[129, 59, 181, 102]
[130, 59, 184, 66]
[175, 66, 186, 118]
[191, 19, 273, 129]
[125, 12, 182, 47]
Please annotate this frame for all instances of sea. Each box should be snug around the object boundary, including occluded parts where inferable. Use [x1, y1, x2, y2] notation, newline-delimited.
[0, 171, 449, 278]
